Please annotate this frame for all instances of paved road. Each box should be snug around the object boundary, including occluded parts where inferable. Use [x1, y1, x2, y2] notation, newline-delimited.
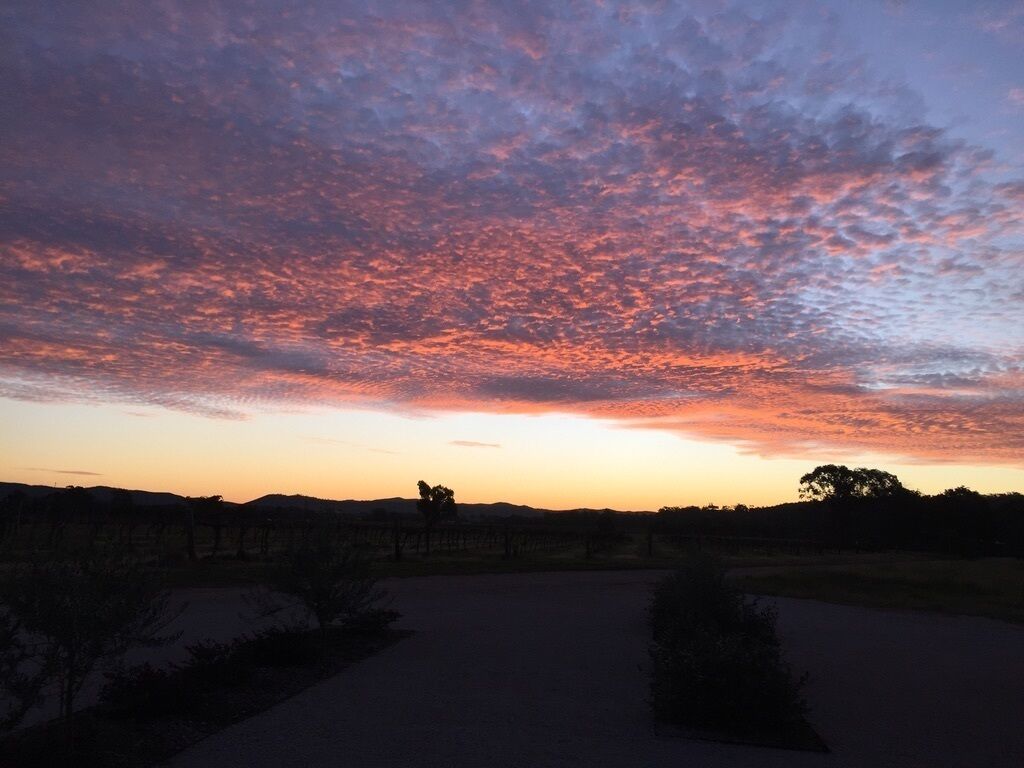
[166, 570, 1024, 768]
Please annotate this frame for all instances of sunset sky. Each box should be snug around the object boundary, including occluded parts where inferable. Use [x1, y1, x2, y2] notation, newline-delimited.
[2, 1, 1023, 508]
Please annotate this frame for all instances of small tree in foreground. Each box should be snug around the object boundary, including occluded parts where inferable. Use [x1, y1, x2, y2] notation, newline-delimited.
[250, 543, 390, 648]
[0, 607, 46, 735]
[0, 550, 181, 744]
[649, 556, 808, 734]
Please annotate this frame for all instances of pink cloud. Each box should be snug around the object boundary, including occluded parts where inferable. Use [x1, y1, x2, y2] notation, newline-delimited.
[1, 1, 1022, 466]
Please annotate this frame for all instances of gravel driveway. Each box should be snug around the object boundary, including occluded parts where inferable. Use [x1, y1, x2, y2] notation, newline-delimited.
[162, 570, 1024, 768]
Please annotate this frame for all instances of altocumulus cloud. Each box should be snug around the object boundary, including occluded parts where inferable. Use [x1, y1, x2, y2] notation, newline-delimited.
[0, 1, 1022, 463]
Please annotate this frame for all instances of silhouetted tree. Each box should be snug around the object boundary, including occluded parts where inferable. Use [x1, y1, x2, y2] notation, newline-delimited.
[250, 543, 387, 648]
[798, 465, 908, 502]
[0, 550, 180, 746]
[185, 495, 223, 561]
[0, 605, 46, 734]
[857, 468, 911, 499]
[938, 486, 984, 502]
[798, 465, 857, 501]
[416, 481, 456, 555]
[933, 486, 988, 555]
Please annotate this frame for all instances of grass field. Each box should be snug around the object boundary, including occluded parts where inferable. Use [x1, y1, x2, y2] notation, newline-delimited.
[730, 557, 1024, 624]
[20, 528, 1020, 625]
[155, 531, 907, 586]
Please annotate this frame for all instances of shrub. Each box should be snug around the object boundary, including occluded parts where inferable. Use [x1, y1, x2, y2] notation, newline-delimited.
[234, 625, 322, 668]
[100, 626, 321, 721]
[183, 639, 253, 686]
[0, 607, 46, 734]
[650, 554, 741, 639]
[342, 608, 401, 634]
[0, 549, 180, 740]
[649, 557, 807, 732]
[100, 662, 202, 719]
[248, 543, 392, 646]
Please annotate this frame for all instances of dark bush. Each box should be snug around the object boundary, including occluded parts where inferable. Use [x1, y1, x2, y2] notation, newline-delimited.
[100, 625, 326, 720]
[342, 608, 401, 634]
[248, 543, 390, 647]
[183, 639, 253, 686]
[649, 557, 807, 732]
[100, 663, 202, 719]
[0, 607, 46, 734]
[234, 625, 322, 668]
[649, 554, 745, 639]
[651, 622, 807, 730]
[0, 549, 180, 740]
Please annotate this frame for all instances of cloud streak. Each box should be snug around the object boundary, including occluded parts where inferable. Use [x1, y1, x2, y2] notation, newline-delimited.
[19, 467, 103, 476]
[0, 1, 1022, 465]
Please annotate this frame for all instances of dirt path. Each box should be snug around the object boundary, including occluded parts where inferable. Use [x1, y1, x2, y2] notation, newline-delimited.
[163, 570, 1023, 768]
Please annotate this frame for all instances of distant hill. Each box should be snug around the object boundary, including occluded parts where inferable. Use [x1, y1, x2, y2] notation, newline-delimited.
[245, 493, 656, 519]
[1, 482, 652, 519]
[245, 494, 550, 519]
[246, 494, 418, 516]
[0, 481, 187, 507]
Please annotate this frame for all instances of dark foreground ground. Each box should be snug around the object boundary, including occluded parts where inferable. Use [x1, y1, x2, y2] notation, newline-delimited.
[162, 570, 1024, 768]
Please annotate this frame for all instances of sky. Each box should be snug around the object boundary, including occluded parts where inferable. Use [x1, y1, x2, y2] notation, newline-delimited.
[1, 0, 1022, 508]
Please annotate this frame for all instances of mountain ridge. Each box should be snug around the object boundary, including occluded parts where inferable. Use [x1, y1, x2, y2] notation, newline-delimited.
[0, 481, 654, 518]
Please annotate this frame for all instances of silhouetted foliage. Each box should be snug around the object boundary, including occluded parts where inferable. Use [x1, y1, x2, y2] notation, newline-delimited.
[416, 480, 457, 528]
[798, 464, 909, 502]
[100, 662, 199, 719]
[248, 543, 391, 645]
[99, 624, 317, 721]
[101, 618, 403, 727]
[184, 495, 223, 562]
[0, 552, 180, 753]
[416, 480, 457, 554]
[649, 557, 808, 734]
[0, 606, 46, 734]
[180, 638, 254, 687]
[0, 549, 180, 744]
[655, 466, 1024, 556]
[1, 469, 1020, 568]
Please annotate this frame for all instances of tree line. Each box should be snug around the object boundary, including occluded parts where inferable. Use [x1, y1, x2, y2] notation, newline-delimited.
[658, 464, 1024, 556]
[3, 468, 1022, 560]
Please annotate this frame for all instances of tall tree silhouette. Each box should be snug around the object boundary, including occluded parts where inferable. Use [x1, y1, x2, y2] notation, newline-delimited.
[416, 481, 456, 556]
[185, 495, 223, 562]
[798, 465, 907, 502]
